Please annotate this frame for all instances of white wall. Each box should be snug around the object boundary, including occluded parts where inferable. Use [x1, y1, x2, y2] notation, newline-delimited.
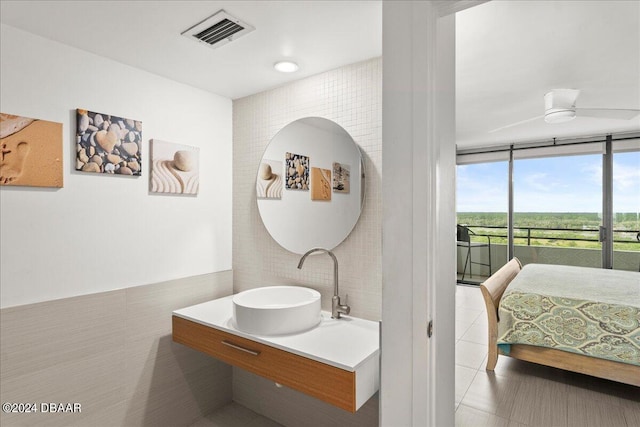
[0, 24, 232, 308]
[381, 2, 456, 426]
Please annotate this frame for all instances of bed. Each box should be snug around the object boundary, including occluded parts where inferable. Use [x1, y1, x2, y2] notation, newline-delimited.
[480, 258, 640, 386]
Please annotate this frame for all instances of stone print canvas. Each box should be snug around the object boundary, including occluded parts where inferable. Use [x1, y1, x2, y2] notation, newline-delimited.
[332, 162, 350, 193]
[256, 158, 282, 199]
[285, 152, 309, 190]
[0, 113, 63, 188]
[311, 167, 332, 201]
[76, 109, 142, 176]
[150, 139, 199, 195]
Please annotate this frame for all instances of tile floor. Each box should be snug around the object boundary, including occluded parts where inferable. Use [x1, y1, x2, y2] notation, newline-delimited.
[455, 284, 640, 427]
[190, 402, 282, 427]
[192, 285, 639, 427]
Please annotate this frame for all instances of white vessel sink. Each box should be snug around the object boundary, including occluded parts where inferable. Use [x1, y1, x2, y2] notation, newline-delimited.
[232, 286, 322, 336]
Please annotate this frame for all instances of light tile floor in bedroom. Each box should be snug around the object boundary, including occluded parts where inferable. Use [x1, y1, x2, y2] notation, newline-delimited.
[455, 284, 640, 427]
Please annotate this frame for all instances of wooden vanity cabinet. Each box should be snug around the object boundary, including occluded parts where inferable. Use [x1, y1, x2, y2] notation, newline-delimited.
[173, 316, 357, 412]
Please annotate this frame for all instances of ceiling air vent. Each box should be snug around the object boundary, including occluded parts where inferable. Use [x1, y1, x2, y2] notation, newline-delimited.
[182, 10, 255, 50]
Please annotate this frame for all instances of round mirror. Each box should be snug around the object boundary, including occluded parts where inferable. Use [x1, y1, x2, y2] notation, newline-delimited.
[256, 117, 365, 254]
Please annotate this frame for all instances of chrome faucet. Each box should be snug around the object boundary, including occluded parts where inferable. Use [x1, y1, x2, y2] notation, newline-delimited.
[297, 248, 351, 319]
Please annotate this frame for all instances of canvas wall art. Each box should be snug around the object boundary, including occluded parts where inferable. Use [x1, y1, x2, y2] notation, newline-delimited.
[332, 162, 350, 193]
[256, 158, 282, 199]
[0, 113, 63, 188]
[150, 139, 200, 195]
[76, 109, 142, 176]
[311, 167, 332, 201]
[285, 152, 309, 190]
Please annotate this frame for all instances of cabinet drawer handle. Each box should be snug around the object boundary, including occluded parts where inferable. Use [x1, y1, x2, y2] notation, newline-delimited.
[221, 340, 261, 356]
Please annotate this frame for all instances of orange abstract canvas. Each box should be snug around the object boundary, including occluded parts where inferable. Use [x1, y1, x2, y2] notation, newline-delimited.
[0, 113, 63, 188]
[311, 167, 332, 201]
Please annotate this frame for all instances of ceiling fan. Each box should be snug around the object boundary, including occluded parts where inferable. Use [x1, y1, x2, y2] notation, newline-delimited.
[489, 88, 640, 133]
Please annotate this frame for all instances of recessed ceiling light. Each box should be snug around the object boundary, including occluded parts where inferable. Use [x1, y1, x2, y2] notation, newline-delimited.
[274, 61, 299, 73]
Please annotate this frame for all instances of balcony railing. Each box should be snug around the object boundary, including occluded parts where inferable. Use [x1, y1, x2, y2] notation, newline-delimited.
[457, 224, 640, 279]
[462, 225, 640, 249]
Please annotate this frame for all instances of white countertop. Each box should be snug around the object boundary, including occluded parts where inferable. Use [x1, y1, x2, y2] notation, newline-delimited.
[173, 295, 379, 372]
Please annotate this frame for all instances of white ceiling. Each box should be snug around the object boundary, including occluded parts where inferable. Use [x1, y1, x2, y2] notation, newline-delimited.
[0, 1, 382, 100]
[1, 1, 639, 149]
[456, 1, 640, 148]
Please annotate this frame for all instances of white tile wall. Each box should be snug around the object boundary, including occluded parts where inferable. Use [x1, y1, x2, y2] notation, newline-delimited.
[232, 58, 382, 426]
[233, 57, 382, 321]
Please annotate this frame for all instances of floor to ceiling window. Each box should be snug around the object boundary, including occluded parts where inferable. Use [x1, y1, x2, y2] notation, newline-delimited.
[513, 153, 603, 268]
[456, 161, 508, 284]
[612, 150, 640, 270]
[456, 136, 640, 283]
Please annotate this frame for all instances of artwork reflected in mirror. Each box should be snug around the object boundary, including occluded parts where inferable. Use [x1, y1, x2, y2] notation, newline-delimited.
[0, 113, 63, 188]
[285, 152, 309, 190]
[256, 117, 364, 254]
[150, 139, 200, 195]
[256, 159, 282, 199]
[332, 162, 350, 193]
[76, 108, 142, 176]
[311, 167, 332, 201]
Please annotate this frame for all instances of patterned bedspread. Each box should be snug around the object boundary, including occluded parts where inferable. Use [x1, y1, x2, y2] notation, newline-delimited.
[497, 264, 640, 366]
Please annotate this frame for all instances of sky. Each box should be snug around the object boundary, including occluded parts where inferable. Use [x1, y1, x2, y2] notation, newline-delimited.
[457, 151, 640, 213]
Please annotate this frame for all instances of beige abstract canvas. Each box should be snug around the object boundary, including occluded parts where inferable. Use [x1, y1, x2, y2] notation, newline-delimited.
[256, 159, 282, 199]
[150, 139, 199, 195]
[332, 162, 350, 193]
[0, 113, 63, 188]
